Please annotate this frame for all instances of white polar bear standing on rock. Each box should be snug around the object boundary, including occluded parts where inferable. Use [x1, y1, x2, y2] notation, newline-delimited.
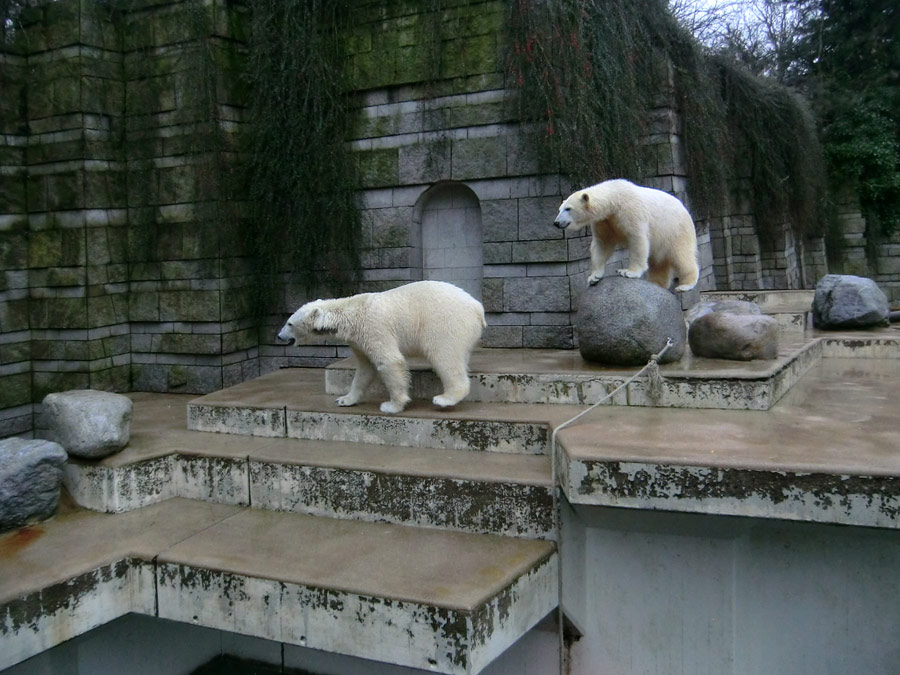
[277, 280, 485, 414]
[553, 178, 699, 291]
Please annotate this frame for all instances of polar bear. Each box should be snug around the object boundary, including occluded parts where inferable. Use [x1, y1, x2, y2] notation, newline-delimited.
[553, 179, 699, 291]
[277, 280, 486, 414]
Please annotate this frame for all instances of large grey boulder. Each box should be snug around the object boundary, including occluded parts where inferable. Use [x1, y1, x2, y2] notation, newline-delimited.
[689, 312, 779, 361]
[812, 274, 889, 329]
[576, 276, 686, 366]
[0, 438, 67, 531]
[42, 390, 133, 459]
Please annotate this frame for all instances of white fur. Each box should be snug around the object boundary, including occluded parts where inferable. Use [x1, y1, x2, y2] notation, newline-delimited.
[553, 178, 700, 291]
[277, 281, 486, 414]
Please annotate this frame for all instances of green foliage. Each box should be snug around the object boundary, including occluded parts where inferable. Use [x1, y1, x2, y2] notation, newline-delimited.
[716, 55, 826, 240]
[506, 0, 654, 185]
[506, 0, 828, 236]
[797, 0, 900, 234]
[822, 105, 900, 234]
[244, 0, 361, 305]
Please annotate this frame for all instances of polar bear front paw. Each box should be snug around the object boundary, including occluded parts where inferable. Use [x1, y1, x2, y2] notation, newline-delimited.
[379, 400, 404, 414]
[587, 272, 603, 286]
[432, 395, 460, 408]
[336, 395, 358, 407]
[617, 268, 643, 279]
[674, 283, 696, 292]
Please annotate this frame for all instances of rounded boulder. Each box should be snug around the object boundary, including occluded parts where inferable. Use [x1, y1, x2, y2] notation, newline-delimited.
[689, 312, 779, 361]
[42, 390, 133, 459]
[812, 274, 889, 329]
[0, 437, 67, 532]
[576, 276, 685, 366]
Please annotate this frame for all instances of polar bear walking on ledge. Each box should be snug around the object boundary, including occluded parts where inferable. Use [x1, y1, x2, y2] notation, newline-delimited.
[277, 281, 486, 414]
[553, 179, 699, 291]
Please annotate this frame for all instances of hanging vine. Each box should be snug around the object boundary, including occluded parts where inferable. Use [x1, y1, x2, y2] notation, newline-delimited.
[244, 0, 361, 307]
[506, 0, 829, 236]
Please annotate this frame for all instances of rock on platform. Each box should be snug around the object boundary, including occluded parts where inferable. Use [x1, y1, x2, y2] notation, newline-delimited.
[42, 390, 133, 459]
[812, 274, 890, 329]
[576, 276, 685, 365]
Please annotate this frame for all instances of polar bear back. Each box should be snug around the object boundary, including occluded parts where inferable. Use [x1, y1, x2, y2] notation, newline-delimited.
[598, 180, 692, 236]
[359, 280, 485, 357]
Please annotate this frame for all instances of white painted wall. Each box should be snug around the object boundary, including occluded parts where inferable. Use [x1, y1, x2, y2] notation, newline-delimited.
[1, 613, 558, 675]
[563, 504, 900, 675]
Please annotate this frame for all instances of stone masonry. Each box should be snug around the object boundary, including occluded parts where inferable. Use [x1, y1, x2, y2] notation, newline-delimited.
[0, 0, 892, 438]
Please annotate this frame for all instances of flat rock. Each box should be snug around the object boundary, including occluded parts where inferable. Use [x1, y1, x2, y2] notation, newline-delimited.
[812, 274, 889, 329]
[576, 276, 685, 366]
[689, 312, 779, 361]
[42, 390, 133, 459]
[0, 437, 67, 532]
[686, 299, 762, 325]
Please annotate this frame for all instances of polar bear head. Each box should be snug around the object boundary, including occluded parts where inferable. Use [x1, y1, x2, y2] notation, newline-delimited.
[276, 299, 336, 345]
[553, 189, 608, 231]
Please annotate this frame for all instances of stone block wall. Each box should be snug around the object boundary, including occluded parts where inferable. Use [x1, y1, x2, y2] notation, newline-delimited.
[261, 0, 721, 360]
[119, 0, 254, 393]
[0, 40, 31, 437]
[3, 0, 891, 435]
[0, 0, 253, 436]
[829, 197, 900, 302]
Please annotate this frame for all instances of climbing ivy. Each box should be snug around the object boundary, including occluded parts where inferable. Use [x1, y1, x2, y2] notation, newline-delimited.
[244, 0, 361, 306]
[507, 0, 828, 236]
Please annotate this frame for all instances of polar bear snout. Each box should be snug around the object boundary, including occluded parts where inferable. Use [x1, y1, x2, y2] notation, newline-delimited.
[553, 206, 577, 230]
[276, 325, 296, 345]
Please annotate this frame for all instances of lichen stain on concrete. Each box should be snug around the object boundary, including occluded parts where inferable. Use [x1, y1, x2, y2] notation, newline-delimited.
[279, 464, 554, 536]
[179, 454, 245, 500]
[578, 461, 900, 520]
[172, 565, 251, 604]
[438, 419, 546, 453]
[128, 458, 170, 501]
[428, 607, 469, 668]
[2, 559, 132, 634]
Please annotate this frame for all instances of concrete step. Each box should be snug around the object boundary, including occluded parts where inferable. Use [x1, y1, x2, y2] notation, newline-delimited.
[555, 356, 900, 529]
[0, 499, 559, 675]
[62, 393, 556, 539]
[187, 368, 579, 451]
[248, 439, 555, 539]
[322, 339, 824, 410]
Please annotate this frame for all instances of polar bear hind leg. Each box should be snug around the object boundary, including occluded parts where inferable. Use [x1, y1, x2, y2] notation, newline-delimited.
[646, 261, 674, 289]
[423, 332, 475, 408]
[431, 360, 471, 408]
[672, 247, 700, 291]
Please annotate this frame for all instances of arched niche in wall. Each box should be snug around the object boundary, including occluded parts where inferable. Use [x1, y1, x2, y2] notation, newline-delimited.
[412, 181, 483, 301]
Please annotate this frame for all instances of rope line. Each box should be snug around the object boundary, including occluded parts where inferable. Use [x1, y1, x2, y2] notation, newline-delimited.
[551, 337, 673, 461]
[552, 337, 673, 674]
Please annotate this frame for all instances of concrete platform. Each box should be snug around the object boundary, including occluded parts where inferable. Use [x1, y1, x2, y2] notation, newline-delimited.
[0, 499, 558, 674]
[324, 327, 899, 410]
[557, 357, 900, 528]
[10, 321, 899, 674]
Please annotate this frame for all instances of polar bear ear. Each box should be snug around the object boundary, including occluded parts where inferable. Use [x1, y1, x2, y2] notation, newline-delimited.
[310, 306, 330, 332]
[580, 192, 590, 205]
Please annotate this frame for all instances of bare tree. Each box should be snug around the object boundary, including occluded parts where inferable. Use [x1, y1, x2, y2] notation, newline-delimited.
[669, 0, 819, 82]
